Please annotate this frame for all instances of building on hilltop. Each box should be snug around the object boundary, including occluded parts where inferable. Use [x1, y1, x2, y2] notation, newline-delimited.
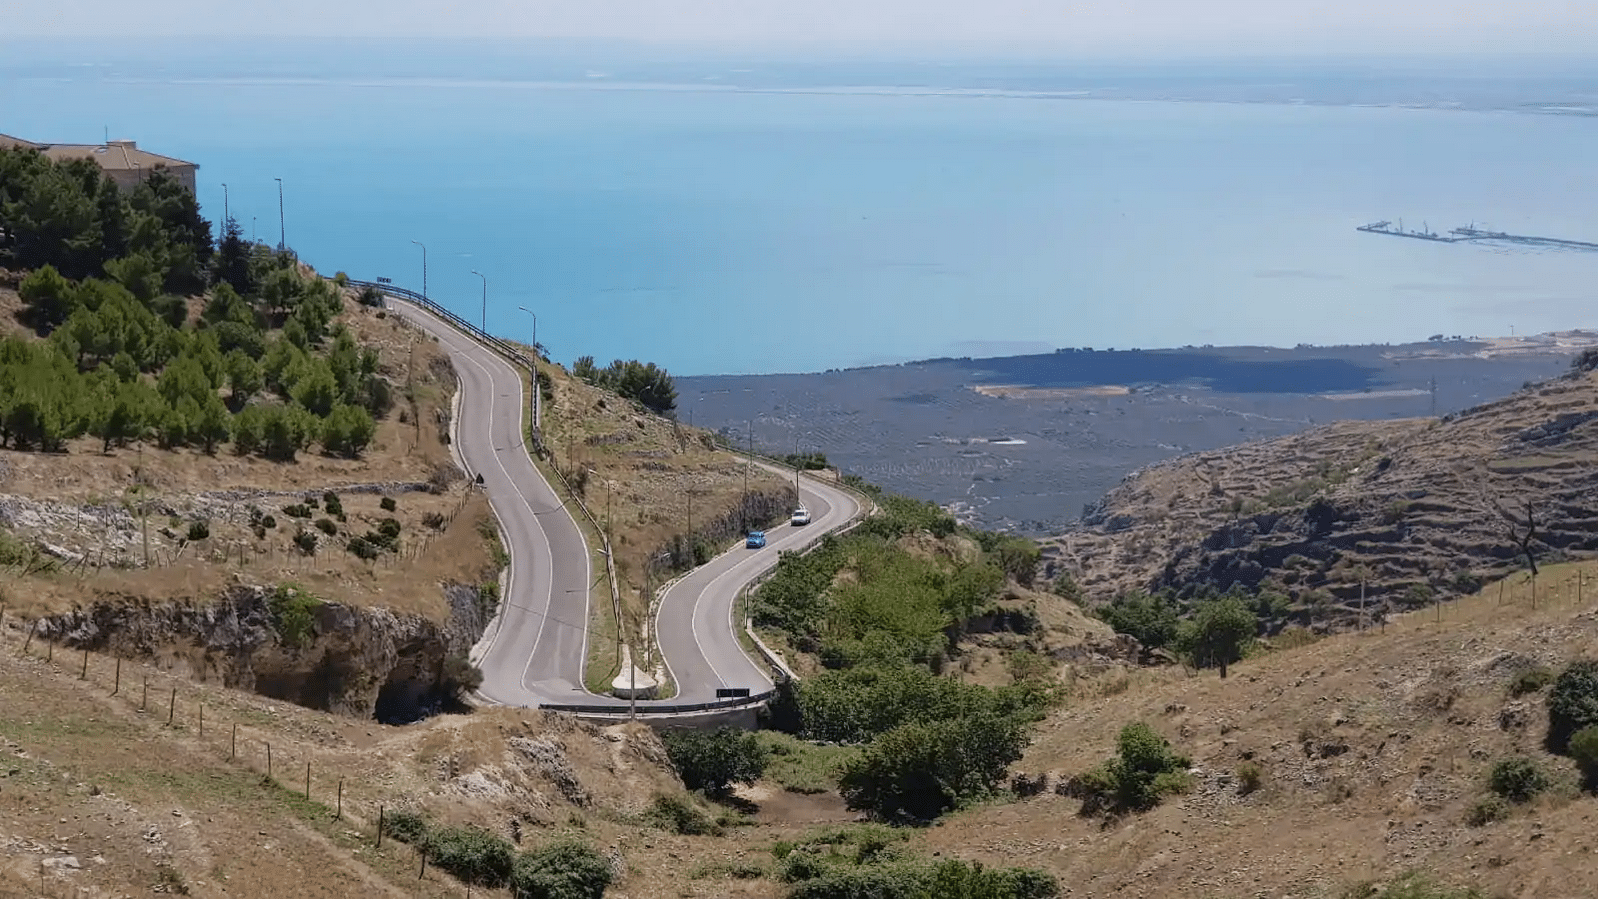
[0, 133, 198, 194]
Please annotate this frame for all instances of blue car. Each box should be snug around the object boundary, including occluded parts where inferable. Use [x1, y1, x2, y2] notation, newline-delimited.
[746, 530, 766, 549]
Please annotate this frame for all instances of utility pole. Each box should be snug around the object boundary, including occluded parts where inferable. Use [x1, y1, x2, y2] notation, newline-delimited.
[742, 421, 752, 533]
[471, 270, 486, 332]
[411, 240, 427, 300]
[221, 182, 228, 226]
[273, 177, 285, 253]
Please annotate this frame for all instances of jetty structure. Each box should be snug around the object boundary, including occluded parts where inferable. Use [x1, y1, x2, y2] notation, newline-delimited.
[1358, 218, 1598, 251]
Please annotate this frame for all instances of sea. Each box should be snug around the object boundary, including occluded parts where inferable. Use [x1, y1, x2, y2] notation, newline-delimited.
[3, 40, 1597, 377]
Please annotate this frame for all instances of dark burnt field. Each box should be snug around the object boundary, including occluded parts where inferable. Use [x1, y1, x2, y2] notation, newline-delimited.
[679, 334, 1593, 534]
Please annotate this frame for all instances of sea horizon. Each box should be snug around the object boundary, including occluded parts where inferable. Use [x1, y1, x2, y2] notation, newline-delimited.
[4, 40, 1596, 376]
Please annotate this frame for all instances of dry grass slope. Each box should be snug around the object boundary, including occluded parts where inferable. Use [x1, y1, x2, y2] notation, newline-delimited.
[923, 561, 1598, 899]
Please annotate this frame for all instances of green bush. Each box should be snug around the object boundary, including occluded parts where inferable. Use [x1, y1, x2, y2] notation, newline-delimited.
[509, 837, 613, 899]
[1567, 725, 1598, 790]
[1508, 666, 1554, 698]
[643, 793, 723, 836]
[1487, 756, 1549, 803]
[1464, 795, 1509, 827]
[381, 809, 428, 844]
[185, 520, 210, 541]
[268, 583, 321, 649]
[314, 518, 338, 536]
[346, 536, 379, 561]
[1236, 761, 1264, 795]
[1063, 722, 1192, 817]
[292, 529, 317, 555]
[321, 492, 342, 516]
[1095, 590, 1181, 650]
[1346, 872, 1492, 899]
[660, 727, 768, 796]
[380, 495, 397, 512]
[838, 712, 1027, 823]
[282, 503, 312, 519]
[1547, 660, 1598, 753]
[424, 825, 515, 888]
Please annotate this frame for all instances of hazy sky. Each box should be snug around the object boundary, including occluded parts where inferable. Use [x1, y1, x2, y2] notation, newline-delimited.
[12, 0, 1598, 55]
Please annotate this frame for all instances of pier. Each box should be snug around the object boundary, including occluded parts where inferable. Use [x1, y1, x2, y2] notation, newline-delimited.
[1358, 219, 1598, 252]
[1356, 220, 1464, 242]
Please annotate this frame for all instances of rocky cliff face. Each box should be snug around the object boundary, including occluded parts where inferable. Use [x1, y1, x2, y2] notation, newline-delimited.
[1045, 368, 1598, 630]
[36, 580, 493, 721]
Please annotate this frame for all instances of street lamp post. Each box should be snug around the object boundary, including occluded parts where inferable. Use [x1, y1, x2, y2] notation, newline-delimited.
[221, 183, 228, 226]
[518, 306, 539, 439]
[274, 178, 285, 252]
[742, 421, 752, 534]
[411, 240, 427, 300]
[471, 270, 486, 332]
[516, 306, 537, 356]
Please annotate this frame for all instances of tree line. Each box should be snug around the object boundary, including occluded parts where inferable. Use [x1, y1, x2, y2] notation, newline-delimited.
[0, 146, 391, 461]
[571, 355, 677, 414]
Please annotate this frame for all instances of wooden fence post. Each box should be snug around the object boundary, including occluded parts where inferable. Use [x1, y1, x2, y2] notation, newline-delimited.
[336, 778, 343, 820]
[80, 648, 89, 679]
[22, 620, 36, 655]
[305, 761, 311, 800]
[230, 723, 237, 761]
[418, 846, 427, 880]
[167, 688, 176, 726]
[112, 658, 120, 696]
[198, 702, 204, 738]
[46, 640, 52, 663]
[141, 675, 148, 712]
[266, 743, 273, 780]
[377, 806, 384, 847]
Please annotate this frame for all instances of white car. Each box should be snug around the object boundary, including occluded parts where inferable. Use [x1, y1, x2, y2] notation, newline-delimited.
[791, 507, 811, 526]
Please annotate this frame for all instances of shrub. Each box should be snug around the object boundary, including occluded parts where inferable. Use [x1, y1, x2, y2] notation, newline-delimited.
[268, 583, 321, 649]
[1568, 725, 1598, 790]
[424, 825, 515, 888]
[839, 712, 1027, 823]
[661, 727, 768, 796]
[1465, 795, 1510, 827]
[440, 653, 484, 699]
[1547, 660, 1598, 753]
[1508, 666, 1555, 698]
[292, 529, 317, 555]
[643, 793, 723, 836]
[1064, 722, 1192, 817]
[314, 518, 338, 536]
[1236, 761, 1264, 795]
[347, 536, 379, 560]
[261, 514, 277, 529]
[423, 511, 447, 530]
[1095, 590, 1181, 650]
[321, 491, 342, 517]
[282, 503, 311, 519]
[1348, 872, 1492, 898]
[509, 837, 613, 899]
[185, 520, 210, 541]
[380, 495, 397, 512]
[1487, 756, 1549, 803]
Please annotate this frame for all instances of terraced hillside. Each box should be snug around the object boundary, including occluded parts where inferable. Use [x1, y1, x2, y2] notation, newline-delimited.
[1045, 359, 1598, 630]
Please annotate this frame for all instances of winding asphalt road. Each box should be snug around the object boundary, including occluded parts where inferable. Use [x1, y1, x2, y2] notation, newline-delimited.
[390, 298, 861, 709]
[655, 471, 860, 703]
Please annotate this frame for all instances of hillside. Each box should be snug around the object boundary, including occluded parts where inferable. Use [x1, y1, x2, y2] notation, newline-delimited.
[1043, 361, 1598, 633]
[925, 560, 1598, 899]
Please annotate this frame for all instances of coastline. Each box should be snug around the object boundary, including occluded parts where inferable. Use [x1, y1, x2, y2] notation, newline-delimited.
[680, 329, 1595, 535]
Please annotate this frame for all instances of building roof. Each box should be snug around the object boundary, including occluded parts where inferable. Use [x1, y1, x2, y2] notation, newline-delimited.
[0, 135, 196, 171]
